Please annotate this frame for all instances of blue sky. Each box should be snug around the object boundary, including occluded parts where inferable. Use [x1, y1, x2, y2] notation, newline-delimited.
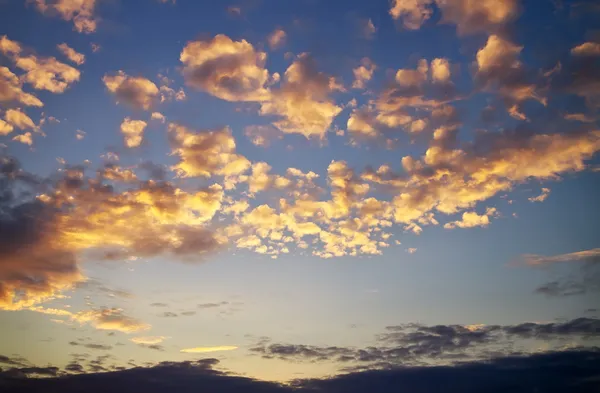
[0, 0, 599, 385]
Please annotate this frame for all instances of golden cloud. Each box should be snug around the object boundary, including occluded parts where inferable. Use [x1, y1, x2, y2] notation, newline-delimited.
[120, 118, 147, 148]
[103, 71, 159, 110]
[180, 34, 271, 102]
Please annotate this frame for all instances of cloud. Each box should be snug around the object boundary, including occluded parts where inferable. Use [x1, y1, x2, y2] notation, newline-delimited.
[517, 248, 600, 297]
[130, 336, 168, 345]
[120, 118, 147, 148]
[352, 58, 376, 89]
[443, 207, 497, 229]
[475, 35, 543, 105]
[4, 108, 37, 131]
[0, 67, 43, 107]
[436, 0, 520, 35]
[347, 58, 457, 138]
[57, 43, 85, 65]
[571, 42, 600, 57]
[260, 53, 343, 139]
[1, 36, 81, 94]
[2, 350, 600, 392]
[168, 123, 250, 178]
[197, 301, 229, 309]
[180, 346, 238, 353]
[528, 188, 550, 203]
[0, 158, 83, 310]
[267, 28, 287, 50]
[151, 112, 166, 123]
[180, 34, 271, 102]
[69, 341, 112, 351]
[103, 71, 159, 110]
[361, 18, 376, 39]
[32, 0, 98, 34]
[519, 248, 600, 266]
[389, 0, 434, 30]
[11, 132, 33, 145]
[0, 119, 13, 136]
[70, 308, 150, 333]
[244, 124, 281, 147]
[0, 154, 227, 309]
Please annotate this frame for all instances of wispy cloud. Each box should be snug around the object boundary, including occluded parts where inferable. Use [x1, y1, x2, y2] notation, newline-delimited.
[180, 346, 238, 353]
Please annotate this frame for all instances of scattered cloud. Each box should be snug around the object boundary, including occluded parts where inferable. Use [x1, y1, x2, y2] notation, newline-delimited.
[57, 43, 85, 65]
[267, 28, 287, 50]
[103, 71, 159, 110]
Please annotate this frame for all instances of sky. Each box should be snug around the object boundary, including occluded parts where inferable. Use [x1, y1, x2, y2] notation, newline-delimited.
[0, 0, 599, 391]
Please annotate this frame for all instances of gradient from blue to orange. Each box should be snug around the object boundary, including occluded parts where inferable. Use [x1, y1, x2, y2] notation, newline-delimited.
[0, 0, 599, 382]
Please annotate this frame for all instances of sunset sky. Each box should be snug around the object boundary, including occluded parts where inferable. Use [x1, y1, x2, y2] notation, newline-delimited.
[0, 0, 599, 391]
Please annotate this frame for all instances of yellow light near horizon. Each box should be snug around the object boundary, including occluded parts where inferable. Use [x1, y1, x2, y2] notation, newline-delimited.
[180, 346, 238, 353]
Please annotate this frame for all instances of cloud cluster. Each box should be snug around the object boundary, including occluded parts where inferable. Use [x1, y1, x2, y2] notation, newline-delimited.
[389, 0, 520, 34]
[180, 35, 342, 139]
[32, 0, 98, 34]
[1, 35, 81, 94]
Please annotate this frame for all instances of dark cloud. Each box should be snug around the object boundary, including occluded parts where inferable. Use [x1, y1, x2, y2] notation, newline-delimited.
[64, 362, 84, 373]
[181, 311, 196, 316]
[150, 302, 168, 307]
[198, 301, 229, 309]
[69, 342, 113, 351]
[1, 350, 600, 392]
[160, 312, 179, 318]
[252, 318, 600, 366]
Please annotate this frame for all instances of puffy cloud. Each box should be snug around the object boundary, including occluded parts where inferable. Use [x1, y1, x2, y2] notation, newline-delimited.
[159, 85, 186, 103]
[168, 123, 250, 178]
[103, 71, 159, 110]
[180, 34, 271, 102]
[444, 208, 497, 229]
[475, 35, 544, 104]
[12, 132, 34, 145]
[1, 36, 80, 94]
[0, 67, 43, 107]
[0, 119, 13, 135]
[260, 54, 343, 139]
[352, 57, 376, 89]
[180, 346, 238, 353]
[120, 118, 147, 148]
[528, 188, 550, 203]
[32, 0, 98, 34]
[571, 42, 600, 57]
[436, 0, 520, 35]
[267, 28, 287, 50]
[389, 0, 434, 30]
[57, 43, 85, 65]
[4, 108, 36, 130]
[151, 112, 166, 123]
[430, 58, 451, 83]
